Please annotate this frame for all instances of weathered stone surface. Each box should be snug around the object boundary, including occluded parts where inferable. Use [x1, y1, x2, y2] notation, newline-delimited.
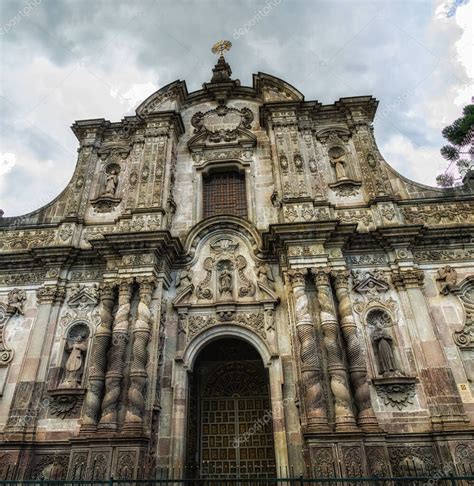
[0, 53, 473, 479]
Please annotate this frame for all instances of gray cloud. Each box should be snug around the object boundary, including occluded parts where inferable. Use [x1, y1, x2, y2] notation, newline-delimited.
[0, 0, 472, 215]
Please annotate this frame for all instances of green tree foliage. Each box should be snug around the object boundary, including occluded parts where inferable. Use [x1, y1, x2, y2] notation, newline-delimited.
[436, 104, 474, 187]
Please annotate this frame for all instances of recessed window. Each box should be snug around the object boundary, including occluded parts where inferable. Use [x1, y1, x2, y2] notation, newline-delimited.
[203, 170, 247, 219]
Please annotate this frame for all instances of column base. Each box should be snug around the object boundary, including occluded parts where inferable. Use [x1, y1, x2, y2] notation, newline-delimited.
[79, 423, 97, 435]
[122, 422, 144, 435]
[357, 413, 382, 433]
[97, 422, 118, 433]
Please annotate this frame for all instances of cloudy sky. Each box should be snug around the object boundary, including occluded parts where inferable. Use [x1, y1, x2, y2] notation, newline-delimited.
[0, 0, 472, 216]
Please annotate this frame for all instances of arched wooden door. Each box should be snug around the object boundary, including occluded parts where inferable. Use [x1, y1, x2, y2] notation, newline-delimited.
[186, 339, 276, 479]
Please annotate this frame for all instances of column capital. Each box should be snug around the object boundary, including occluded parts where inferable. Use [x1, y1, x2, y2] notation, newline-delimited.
[392, 269, 424, 290]
[137, 276, 155, 298]
[331, 269, 351, 289]
[311, 267, 331, 286]
[36, 285, 66, 305]
[117, 278, 134, 298]
[99, 282, 116, 301]
[286, 269, 307, 287]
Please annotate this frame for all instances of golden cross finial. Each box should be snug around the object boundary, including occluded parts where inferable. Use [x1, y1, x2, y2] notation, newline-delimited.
[212, 40, 232, 57]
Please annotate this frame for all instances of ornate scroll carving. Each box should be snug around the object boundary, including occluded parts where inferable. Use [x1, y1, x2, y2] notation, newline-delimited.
[309, 447, 337, 477]
[452, 278, 474, 348]
[99, 278, 133, 429]
[0, 303, 13, 366]
[388, 445, 437, 476]
[366, 446, 390, 477]
[196, 257, 213, 300]
[401, 203, 474, 226]
[332, 270, 379, 431]
[341, 446, 364, 477]
[81, 283, 115, 432]
[312, 268, 356, 430]
[30, 454, 69, 480]
[288, 269, 328, 430]
[190, 102, 254, 145]
[236, 255, 256, 297]
[124, 277, 155, 431]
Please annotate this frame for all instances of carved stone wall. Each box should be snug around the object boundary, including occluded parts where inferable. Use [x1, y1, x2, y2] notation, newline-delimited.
[0, 56, 473, 480]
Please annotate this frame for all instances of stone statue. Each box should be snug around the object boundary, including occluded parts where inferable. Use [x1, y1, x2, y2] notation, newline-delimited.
[328, 146, 348, 181]
[176, 268, 193, 289]
[7, 288, 26, 315]
[103, 168, 119, 196]
[219, 267, 233, 298]
[256, 263, 275, 289]
[373, 329, 397, 375]
[436, 265, 457, 295]
[60, 335, 88, 388]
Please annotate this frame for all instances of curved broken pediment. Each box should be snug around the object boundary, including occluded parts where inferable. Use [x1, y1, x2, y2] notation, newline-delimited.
[174, 233, 277, 309]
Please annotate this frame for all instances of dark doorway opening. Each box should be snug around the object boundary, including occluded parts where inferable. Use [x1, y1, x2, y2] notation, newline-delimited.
[186, 338, 276, 479]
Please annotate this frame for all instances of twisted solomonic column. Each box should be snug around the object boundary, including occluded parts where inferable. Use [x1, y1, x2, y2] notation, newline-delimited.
[124, 277, 155, 433]
[81, 283, 115, 433]
[332, 270, 380, 432]
[288, 269, 329, 430]
[98, 278, 133, 430]
[311, 268, 357, 432]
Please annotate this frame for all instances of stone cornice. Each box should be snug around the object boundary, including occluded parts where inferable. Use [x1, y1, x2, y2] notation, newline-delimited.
[263, 220, 356, 254]
[89, 230, 183, 262]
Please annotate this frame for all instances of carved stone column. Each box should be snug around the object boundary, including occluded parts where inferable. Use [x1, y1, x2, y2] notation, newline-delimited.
[332, 270, 379, 431]
[123, 277, 155, 433]
[288, 269, 329, 430]
[80, 282, 115, 433]
[312, 268, 357, 431]
[98, 278, 133, 430]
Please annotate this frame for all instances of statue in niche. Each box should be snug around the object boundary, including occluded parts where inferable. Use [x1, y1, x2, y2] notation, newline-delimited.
[60, 326, 89, 388]
[103, 167, 119, 196]
[218, 262, 233, 299]
[436, 265, 457, 295]
[368, 309, 402, 376]
[328, 146, 348, 181]
[373, 329, 397, 375]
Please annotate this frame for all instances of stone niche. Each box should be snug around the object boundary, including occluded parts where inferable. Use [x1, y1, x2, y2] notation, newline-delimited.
[173, 231, 279, 355]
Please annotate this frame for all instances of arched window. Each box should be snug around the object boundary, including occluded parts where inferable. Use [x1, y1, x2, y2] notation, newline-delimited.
[202, 169, 247, 218]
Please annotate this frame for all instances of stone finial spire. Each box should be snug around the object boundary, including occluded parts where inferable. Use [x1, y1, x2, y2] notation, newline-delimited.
[210, 40, 233, 83]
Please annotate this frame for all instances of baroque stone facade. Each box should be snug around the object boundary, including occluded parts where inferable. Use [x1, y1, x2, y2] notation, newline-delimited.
[0, 53, 473, 479]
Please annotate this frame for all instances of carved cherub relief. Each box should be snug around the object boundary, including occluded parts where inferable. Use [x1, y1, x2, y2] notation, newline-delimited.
[436, 265, 457, 295]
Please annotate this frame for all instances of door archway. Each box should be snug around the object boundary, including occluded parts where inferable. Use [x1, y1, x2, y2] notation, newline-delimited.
[186, 338, 277, 479]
